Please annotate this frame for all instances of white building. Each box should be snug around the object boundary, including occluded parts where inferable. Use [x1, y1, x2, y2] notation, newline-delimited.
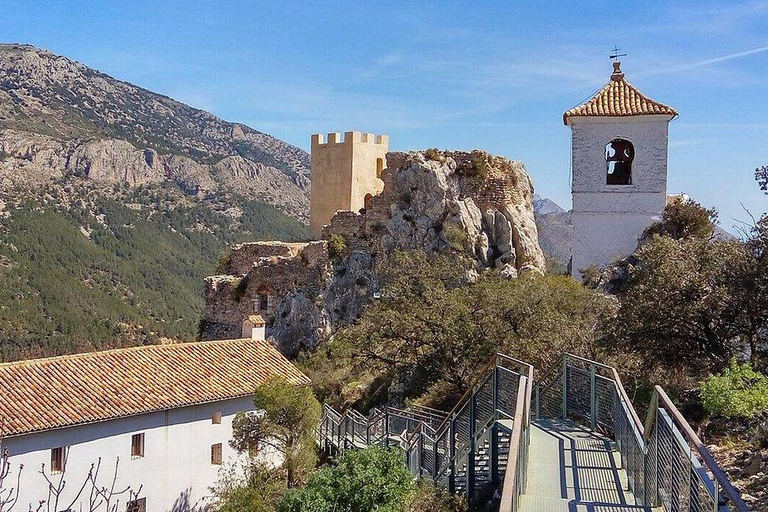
[0, 336, 309, 512]
[564, 60, 677, 278]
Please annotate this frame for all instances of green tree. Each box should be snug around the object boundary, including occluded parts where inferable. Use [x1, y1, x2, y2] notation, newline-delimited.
[612, 236, 746, 377]
[641, 196, 718, 241]
[329, 251, 615, 408]
[231, 378, 321, 487]
[214, 463, 286, 512]
[756, 164, 768, 194]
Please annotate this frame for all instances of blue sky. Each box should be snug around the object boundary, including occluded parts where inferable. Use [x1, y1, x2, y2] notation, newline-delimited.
[2, 1, 767, 229]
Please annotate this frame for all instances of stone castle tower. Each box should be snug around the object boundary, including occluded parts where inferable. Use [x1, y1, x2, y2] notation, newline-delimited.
[564, 61, 677, 278]
[309, 131, 389, 239]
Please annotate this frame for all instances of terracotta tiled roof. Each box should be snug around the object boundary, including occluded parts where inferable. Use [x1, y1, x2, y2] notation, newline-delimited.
[563, 62, 677, 124]
[0, 339, 310, 437]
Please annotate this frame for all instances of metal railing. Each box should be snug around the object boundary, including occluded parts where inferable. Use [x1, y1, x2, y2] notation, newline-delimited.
[534, 354, 750, 512]
[318, 353, 534, 508]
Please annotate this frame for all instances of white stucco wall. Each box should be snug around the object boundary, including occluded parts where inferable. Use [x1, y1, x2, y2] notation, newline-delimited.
[569, 115, 672, 277]
[3, 396, 260, 512]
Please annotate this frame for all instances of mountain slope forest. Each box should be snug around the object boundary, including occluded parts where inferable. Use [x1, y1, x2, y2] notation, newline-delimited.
[0, 44, 310, 360]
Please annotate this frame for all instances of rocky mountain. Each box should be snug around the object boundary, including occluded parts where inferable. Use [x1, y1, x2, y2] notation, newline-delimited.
[0, 43, 310, 218]
[0, 44, 311, 361]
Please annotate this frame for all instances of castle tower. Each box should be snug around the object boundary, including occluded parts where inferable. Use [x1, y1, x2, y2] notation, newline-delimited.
[564, 61, 677, 278]
[309, 131, 389, 239]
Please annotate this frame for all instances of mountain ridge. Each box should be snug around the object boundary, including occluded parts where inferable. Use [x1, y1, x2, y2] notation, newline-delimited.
[0, 42, 310, 219]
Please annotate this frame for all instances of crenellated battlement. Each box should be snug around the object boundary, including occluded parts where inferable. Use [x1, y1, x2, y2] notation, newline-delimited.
[311, 131, 389, 147]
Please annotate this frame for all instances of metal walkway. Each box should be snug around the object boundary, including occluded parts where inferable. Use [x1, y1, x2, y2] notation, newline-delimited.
[318, 353, 751, 512]
[520, 419, 654, 512]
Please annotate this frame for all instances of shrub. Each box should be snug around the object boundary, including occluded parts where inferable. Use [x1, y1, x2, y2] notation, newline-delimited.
[327, 233, 347, 259]
[278, 447, 414, 512]
[403, 481, 468, 512]
[701, 361, 768, 419]
[424, 148, 442, 161]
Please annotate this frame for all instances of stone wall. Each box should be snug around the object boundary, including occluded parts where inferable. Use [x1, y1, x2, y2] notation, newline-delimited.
[203, 241, 332, 356]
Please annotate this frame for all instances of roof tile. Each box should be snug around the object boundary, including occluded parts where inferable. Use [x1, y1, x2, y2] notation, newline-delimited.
[563, 63, 677, 124]
[0, 339, 309, 437]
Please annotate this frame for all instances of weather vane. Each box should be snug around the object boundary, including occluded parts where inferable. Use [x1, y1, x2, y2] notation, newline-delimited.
[609, 45, 627, 61]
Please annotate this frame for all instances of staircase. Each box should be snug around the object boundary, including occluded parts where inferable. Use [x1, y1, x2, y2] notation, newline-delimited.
[318, 353, 751, 512]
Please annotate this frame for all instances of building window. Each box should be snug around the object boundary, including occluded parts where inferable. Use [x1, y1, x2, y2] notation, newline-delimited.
[605, 139, 634, 185]
[364, 193, 373, 210]
[211, 443, 223, 465]
[376, 158, 384, 179]
[126, 498, 146, 512]
[258, 293, 269, 312]
[131, 433, 145, 458]
[50, 446, 65, 474]
[212, 411, 222, 424]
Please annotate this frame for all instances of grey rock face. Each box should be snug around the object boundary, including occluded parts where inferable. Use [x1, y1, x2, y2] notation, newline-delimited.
[0, 44, 310, 220]
[326, 150, 546, 275]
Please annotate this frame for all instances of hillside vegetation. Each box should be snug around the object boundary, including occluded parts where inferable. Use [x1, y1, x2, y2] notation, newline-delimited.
[0, 43, 313, 360]
[0, 183, 306, 361]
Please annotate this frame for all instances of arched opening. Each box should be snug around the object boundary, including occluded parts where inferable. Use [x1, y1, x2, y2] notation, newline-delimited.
[364, 193, 373, 210]
[376, 158, 384, 179]
[605, 139, 634, 185]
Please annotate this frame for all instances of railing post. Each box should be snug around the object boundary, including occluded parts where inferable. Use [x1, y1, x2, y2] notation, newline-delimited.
[491, 365, 499, 486]
[561, 355, 568, 419]
[468, 390, 476, 500]
[419, 430, 425, 479]
[384, 409, 389, 449]
[535, 382, 540, 420]
[590, 363, 597, 431]
[449, 418, 456, 493]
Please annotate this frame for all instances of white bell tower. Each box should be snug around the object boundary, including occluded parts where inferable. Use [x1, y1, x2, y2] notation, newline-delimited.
[564, 60, 677, 278]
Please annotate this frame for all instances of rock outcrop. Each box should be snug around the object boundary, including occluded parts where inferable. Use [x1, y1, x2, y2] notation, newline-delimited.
[323, 150, 546, 275]
[204, 150, 547, 356]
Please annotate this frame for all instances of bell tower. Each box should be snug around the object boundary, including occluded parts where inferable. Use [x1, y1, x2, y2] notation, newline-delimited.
[564, 60, 677, 278]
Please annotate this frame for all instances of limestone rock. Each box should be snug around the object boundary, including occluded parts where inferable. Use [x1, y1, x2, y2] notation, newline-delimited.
[324, 149, 546, 275]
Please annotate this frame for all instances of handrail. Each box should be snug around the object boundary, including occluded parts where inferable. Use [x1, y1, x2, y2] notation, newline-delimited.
[498, 373, 531, 512]
[646, 386, 750, 512]
[557, 353, 645, 435]
[536, 353, 749, 512]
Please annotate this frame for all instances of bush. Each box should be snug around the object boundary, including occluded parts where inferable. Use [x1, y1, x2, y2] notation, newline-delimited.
[327, 233, 347, 259]
[278, 447, 414, 512]
[403, 481, 468, 512]
[701, 361, 768, 419]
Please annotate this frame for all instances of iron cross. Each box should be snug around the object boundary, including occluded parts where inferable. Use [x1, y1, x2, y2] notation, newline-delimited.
[610, 45, 627, 61]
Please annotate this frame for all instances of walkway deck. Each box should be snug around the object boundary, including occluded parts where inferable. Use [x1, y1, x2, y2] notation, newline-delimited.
[519, 419, 656, 512]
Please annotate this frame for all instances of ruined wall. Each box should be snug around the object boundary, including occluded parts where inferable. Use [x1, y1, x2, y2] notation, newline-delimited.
[204, 149, 547, 358]
[203, 241, 332, 356]
[309, 131, 387, 239]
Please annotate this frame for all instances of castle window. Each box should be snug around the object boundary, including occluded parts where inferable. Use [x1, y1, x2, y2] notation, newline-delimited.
[258, 293, 269, 312]
[364, 193, 373, 210]
[376, 158, 384, 179]
[605, 139, 634, 185]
